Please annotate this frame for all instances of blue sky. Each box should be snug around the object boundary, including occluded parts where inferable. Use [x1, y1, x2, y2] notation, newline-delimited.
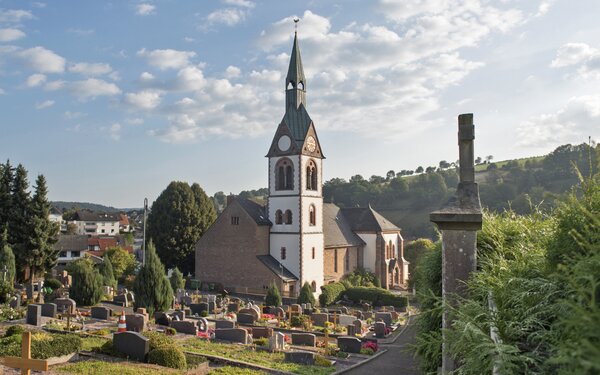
[1, 0, 599, 208]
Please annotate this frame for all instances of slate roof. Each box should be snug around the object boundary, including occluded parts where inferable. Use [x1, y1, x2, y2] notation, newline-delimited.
[286, 32, 306, 90]
[74, 210, 120, 222]
[237, 198, 271, 226]
[54, 235, 88, 251]
[257, 255, 298, 282]
[323, 203, 365, 248]
[282, 104, 312, 148]
[340, 206, 401, 232]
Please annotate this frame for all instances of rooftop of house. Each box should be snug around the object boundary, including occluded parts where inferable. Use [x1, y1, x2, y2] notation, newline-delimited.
[323, 203, 366, 248]
[54, 234, 88, 251]
[74, 210, 120, 222]
[340, 205, 401, 232]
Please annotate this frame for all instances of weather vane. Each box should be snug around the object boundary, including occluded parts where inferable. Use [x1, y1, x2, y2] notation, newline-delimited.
[294, 17, 299, 32]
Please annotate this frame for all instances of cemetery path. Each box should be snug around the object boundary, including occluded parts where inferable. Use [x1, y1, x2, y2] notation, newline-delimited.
[345, 315, 420, 375]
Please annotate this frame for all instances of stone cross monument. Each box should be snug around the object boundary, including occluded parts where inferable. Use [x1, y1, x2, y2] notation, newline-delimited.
[430, 113, 483, 373]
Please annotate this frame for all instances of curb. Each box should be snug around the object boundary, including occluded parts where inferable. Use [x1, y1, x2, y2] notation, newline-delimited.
[332, 348, 388, 374]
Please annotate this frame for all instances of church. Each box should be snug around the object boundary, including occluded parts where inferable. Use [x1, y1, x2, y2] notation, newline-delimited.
[195, 32, 409, 299]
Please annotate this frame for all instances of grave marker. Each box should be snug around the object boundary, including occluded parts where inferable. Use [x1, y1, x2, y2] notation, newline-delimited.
[2, 332, 48, 375]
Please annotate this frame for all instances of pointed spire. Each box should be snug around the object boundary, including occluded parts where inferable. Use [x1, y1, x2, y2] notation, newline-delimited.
[285, 29, 307, 110]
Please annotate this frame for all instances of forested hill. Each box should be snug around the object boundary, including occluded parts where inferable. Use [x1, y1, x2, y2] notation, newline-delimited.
[322, 143, 598, 239]
[51, 201, 141, 213]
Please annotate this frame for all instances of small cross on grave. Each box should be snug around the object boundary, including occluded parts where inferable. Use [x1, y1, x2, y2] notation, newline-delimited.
[332, 312, 338, 330]
[1, 332, 49, 375]
[287, 306, 292, 322]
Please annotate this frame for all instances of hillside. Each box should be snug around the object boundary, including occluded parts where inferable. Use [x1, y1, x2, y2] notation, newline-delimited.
[51, 201, 141, 213]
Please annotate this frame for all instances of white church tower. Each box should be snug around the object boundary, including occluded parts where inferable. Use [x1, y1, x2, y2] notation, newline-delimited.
[266, 31, 325, 297]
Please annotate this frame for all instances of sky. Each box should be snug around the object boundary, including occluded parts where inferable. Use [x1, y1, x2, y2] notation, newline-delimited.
[1, 0, 599, 208]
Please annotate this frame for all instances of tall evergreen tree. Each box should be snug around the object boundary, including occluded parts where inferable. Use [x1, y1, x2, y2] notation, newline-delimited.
[298, 282, 316, 306]
[0, 225, 16, 285]
[265, 281, 282, 307]
[98, 254, 116, 289]
[0, 160, 14, 231]
[69, 258, 103, 306]
[147, 181, 216, 275]
[169, 267, 185, 292]
[9, 164, 29, 248]
[133, 241, 173, 315]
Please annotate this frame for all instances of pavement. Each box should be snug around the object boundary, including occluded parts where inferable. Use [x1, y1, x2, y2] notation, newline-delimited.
[345, 315, 420, 375]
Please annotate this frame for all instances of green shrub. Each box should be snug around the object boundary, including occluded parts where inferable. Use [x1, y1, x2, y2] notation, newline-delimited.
[133, 241, 173, 316]
[0, 332, 82, 358]
[319, 282, 346, 306]
[147, 346, 187, 369]
[265, 281, 282, 307]
[144, 331, 175, 351]
[297, 282, 316, 305]
[342, 286, 408, 308]
[315, 355, 333, 367]
[169, 267, 185, 292]
[165, 327, 176, 336]
[43, 278, 62, 290]
[200, 310, 208, 317]
[341, 267, 380, 288]
[253, 337, 268, 346]
[360, 348, 374, 355]
[69, 258, 103, 306]
[4, 325, 24, 337]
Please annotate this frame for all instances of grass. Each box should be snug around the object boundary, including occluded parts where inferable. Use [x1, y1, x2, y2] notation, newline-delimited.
[53, 360, 180, 374]
[80, 335, 110, 351]
[181, 338, 334, 375]
[211, 366, 268, 374]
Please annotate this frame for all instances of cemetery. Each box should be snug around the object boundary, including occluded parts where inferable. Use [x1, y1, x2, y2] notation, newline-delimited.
[0, 272, 412, 374]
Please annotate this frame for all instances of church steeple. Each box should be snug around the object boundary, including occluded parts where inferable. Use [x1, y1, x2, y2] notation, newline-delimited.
[286, 31, 306, 110]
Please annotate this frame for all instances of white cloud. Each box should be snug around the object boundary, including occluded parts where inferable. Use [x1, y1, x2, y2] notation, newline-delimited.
[69, 62, 113, 76]
[551, 43, 600, 79]
[517, 96, 600, 149]
[0, 9, 34, 23]
[536, 0, 555, 17]
[224, 65, 241, 78]
[35, 99, 54, 109]
[69, 78, 121, 100]
[136, 3, 156, 16]
[137, 48, 196, 70]
[140, 72, 155, 81]
[124, 90, 162, 110]
[67, 28, 94, 36]
[16, 46, 65, 73]
[64, 111, 86, 120]
[32, 2, 46, 8]
[44, 80, 65, 91]
[126, 118, 144, 125]
[222, 0, 255, 8]
[0, 28, 25, 42]
[25, 73, 46, 87]
[108, 123, 121, 140]
[184, 36, 195, 43]
[207, 8, 246, 26]
[173, 66, 206, 91]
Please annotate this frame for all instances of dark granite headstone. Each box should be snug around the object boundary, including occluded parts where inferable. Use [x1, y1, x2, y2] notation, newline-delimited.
[311, 313, 328, 326]
[374, 321, 386, 338]
[227, 303, 239, 312]
[197, 318, 209, 332]
[26, 304, 41, 326]
[113, 294, 128, 307]
[189, 303, 207, 316]
[340, 306, 349, 314]
[338, 314, 355, 326]
[353, 319, 363, 334]
[237, 313, 256, 325]
[171, 320, 198, 335]
[171, 310, 184, 321]
[126, 314, 145, 332]
[346, 324, 356, 336]
[363, 311, 373, 320]
[338, 336, 362, 353]
[113, 331, 149, 362]
[41, 303, 57, 318]
[154, 312, 171, 326]
[215, 328, 250, 344]
[184, 308, 192, 318]
[375, 312, 393, 327]
[91, 306, 111, 320]
[181, 296, 192, 306]
[284, 351, 315, 365]
[54, 298, 76, 314]
[215, 320, 235, 329]
[252, 326, 273, 339]
[274, 307, 285, 318]
[291, 333, 316, 347]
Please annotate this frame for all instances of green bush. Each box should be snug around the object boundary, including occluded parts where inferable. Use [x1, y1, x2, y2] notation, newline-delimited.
[253, 337, 268, 346]
[200, 310, 208, 317]
[341, 267, 381, 288]
[147, 346, 187, 369]
[0, 332, 82, 359]
[342, 286, 408, 308]
[297, 282, 316, 306]
[68, 258, 103, 306]
[43, 278, 62, 290]
[0, 280, 13, 303]
[319, 282, 346, 306]
[144, 331, 175, 351]
[265, 281, 282, 307]
[4, 325, 24, 337]
[133, 241, 173, 316]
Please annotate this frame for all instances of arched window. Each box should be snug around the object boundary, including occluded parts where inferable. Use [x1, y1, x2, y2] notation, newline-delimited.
[281, 247, 286, 260]
[385, 244, 389, 259]
[275, 210, 283, 225]
[312, 247, 315, 259]
[306, 160, 318, 190]
[285, 210, 292, 224]
[309, 204, 316, 226]
[276, 159, 294, 190]
[392, 244, 396, 258]
[311, 281, 316, 292]
[388, 240, 393, 259]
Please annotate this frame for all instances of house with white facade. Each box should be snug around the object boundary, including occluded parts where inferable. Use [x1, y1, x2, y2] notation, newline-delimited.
[71, 210, 120, 236]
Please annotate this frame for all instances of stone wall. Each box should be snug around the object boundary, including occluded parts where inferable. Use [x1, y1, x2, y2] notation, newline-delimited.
[323, 246, 359, 282]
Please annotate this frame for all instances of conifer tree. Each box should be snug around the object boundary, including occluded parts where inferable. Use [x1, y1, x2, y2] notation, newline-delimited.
[9, 164, 29, 247]
[133, 241, 173, 315]
[0, 160, 14, 231]
[170, 267, 185, 292]
[98, 254, 116, 289]
[69, 257, 103, 306]
[0, 225, 16, 285]
[265, 281, 282, 306]
[298, 282, 316, 306]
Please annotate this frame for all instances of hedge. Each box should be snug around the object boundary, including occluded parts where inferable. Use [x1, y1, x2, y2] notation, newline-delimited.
[343, 287, 408, 308]
[0, 332, 82, 359]
[319, 282, 347, 306]
[147, 346, 187, 369]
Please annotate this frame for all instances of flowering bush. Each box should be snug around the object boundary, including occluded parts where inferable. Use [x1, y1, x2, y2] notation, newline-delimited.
[0, 306, 25, 321]
[361, 341, 378, 353]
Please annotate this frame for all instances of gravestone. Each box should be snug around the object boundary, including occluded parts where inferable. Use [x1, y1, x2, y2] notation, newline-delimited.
[9, 295, 20, 309]
[248, 303, 260, 318]
[184, 308, 192, 318]
[91, 306, 111, 320]
[215, 320, 235, 329]
[126, 314, 145, 332]
[311, 313, 328, 326]
[338, 336, 362, 353]
[215, 328, 251, 344]
[154, 312, 171, 326]
[197, 318, 209, 333]
[227, 303, 239, 312]
[208, 301, 216, 314]
[374, 322, 386, 338]
[338, 314, 355, 326]
[239, 308, 259, 321]
[237, 313, 255, 325]
[290, 304, 302, 315]
[171, 310, 184, 321]
[305, 303, 312, 310]
[126, 292, 135, 304]
[172, 320, 198, 335]
[113, 331, 149, 362]
[26, 304, 41, 326]
[353, 319, 363, 334]
[189, 303, 207, 316]
[41, 303, 57, 318]
[252, 327, 273, 339]
[346, 324, 356, 336]
[375, 312, 393, 327]
[291, 333, 316, 347]
[113, 294, 128, 307]
[269, 331, 286, 352]
[301, 303, 307, 310]
[181, 296, 192, 306]
[103, 286, 113, 296]
[284, 351, 315, 365]
[363, 311, 373, 320]
[54, 298, 76, 314]
[340, 306, 349, 314]
[354, 310, 364, 320]
[274, 307, 285, 319]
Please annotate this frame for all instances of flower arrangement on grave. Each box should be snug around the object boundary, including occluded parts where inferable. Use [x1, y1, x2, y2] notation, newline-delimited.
[261, 313, 275, 320]
[0, 306, 24, 321]
[225, 312, 236, 321]
[360, 341, 378, 355]
[283, 334, 291, 344]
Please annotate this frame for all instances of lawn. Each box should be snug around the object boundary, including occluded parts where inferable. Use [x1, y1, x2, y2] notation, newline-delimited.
[211, 366, 268, 374]
[53, 360, 181, 375]
[181, 338, 335, 375]
[80, 335, 110, 351]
